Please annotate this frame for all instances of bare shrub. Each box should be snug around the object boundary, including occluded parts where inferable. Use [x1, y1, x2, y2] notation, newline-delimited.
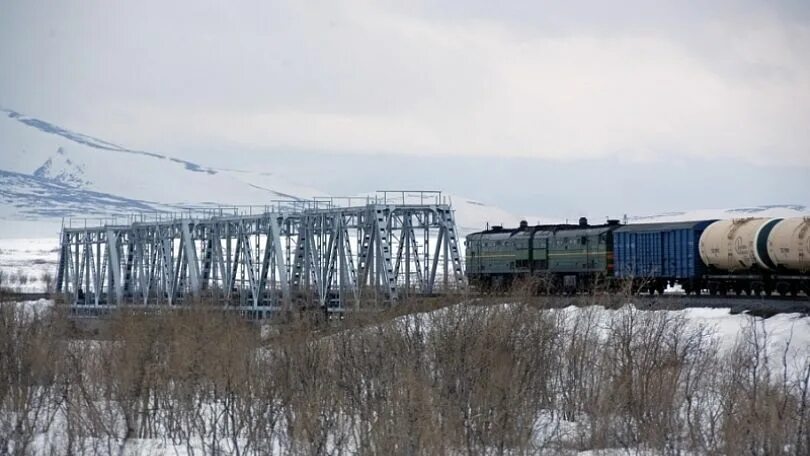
[589, 306, 717, 453]
[1, 296, 809, 454]
[16, 269, 28, 286]
[162, 308, 264, 455]
[0, 304, 66, 455]
[556, 305, 604, 423]
[717, 319, 810, 455]
[426, 304, 563, 454]
[40, 272, 54, 293]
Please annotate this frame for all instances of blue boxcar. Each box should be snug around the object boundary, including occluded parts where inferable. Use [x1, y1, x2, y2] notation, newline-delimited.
[613, 220, 715, 281]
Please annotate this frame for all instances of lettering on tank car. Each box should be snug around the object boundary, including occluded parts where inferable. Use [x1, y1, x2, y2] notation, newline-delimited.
[734, 237, 749, 256]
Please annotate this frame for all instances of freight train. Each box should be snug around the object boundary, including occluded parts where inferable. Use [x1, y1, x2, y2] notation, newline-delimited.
[464, 217, 810, 296]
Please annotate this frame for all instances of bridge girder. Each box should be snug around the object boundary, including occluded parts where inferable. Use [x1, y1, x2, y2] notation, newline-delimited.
[57, 196, 465, 318]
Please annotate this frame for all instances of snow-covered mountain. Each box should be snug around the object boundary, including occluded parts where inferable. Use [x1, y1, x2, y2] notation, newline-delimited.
[453, 198, 525, 233]
[0, 169, 162, 218]
[0, 108, 324, 222]
[624, 205, 809, 223]
[2, 108, 328, 203]
[0, 108, 526, 236]
[31, 147, 91, 187]
[514, 205, 810, 231]
[1, 108, 807, 238]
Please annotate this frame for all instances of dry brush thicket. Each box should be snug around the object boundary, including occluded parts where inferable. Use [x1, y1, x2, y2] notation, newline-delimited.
[1, 298, 810, 455]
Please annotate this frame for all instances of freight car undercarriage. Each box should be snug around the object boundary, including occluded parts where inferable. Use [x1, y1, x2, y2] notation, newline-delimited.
[467, 272, 810, 297]
[699, 273, 810, 297]
[468, 272, 610, 294]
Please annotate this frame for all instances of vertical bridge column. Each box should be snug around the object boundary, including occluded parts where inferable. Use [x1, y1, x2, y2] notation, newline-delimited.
[106, 229, 122, 304]
[181, 221, 200, 297]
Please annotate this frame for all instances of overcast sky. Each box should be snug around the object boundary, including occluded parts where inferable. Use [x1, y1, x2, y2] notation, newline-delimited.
[1, 0, 808, 216]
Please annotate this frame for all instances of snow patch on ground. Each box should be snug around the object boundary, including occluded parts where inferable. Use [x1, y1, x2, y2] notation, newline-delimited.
[1, 299, 55, 317]
[0, 238, 60, 292]
[391, 301, 810, 374]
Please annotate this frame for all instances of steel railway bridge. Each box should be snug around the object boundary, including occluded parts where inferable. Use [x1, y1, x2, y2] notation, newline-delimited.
[56, 191, 465, 318]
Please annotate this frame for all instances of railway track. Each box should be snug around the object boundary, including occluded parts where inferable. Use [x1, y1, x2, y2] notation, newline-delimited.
[3, 290, 809, 318]
[0, 291, 52, 302]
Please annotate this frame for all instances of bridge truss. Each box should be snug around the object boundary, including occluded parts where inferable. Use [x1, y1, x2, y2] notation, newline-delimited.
[56, 191, 465, 317]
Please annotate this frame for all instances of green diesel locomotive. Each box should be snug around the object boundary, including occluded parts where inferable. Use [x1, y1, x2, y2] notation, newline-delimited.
[465, 218, 621, 292]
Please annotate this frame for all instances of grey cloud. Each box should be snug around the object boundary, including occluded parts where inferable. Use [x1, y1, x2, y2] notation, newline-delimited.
[1, 1, 808, 190]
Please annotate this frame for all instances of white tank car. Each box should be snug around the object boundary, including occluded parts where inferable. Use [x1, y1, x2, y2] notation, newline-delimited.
[766, 217, 810, 272]
[698, 218, 782, 271]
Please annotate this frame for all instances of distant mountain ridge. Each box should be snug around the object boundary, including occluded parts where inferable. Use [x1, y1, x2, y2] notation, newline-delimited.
[0, 107, 806, 238]
[0, 108, 520, 234]
[625, 205, 808, 223]
[0, 169, 161, 219]
[0, 108, 324, 222]
[2, 108, 216, 174]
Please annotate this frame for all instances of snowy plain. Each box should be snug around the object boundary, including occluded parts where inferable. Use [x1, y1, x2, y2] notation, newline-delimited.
[0, 237, 59, 293]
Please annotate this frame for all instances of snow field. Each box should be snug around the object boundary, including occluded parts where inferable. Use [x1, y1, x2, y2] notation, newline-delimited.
[0, 238, 60, 293]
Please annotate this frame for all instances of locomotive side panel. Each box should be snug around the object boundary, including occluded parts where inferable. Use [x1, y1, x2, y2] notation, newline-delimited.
[547, 227, 613, 274]
[465, 229, 533, 288]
